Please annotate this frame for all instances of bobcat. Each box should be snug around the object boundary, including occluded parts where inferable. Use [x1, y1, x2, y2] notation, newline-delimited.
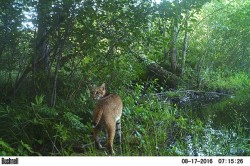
[90, 83, 123, 155]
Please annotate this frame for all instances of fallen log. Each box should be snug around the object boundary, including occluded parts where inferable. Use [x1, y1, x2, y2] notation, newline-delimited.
[135, 54, 182, 87]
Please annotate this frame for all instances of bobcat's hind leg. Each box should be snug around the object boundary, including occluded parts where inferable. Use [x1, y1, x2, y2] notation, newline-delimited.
[93, 125, 103, 149]
[107, 123, 116, 155]
[115, 119, 122, 144]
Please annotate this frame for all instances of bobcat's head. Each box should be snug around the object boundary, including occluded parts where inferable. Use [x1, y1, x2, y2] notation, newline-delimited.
[90, 83, 106, 100]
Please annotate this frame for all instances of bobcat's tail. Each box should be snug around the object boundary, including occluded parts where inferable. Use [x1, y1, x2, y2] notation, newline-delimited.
[92, 109, 103, 128]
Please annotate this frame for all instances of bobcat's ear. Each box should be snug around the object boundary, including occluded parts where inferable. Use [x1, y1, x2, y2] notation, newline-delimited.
[100, 83, 105, 90]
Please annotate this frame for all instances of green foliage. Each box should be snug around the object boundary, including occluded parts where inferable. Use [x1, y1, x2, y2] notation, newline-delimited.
[0, 94, 93, 155]
[187, 0, 250, 87]
[205, 72, 250, 91]
[0, 138, 15, 156]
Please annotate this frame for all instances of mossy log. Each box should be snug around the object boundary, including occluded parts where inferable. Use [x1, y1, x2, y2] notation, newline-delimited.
[136, 54, 182, 87]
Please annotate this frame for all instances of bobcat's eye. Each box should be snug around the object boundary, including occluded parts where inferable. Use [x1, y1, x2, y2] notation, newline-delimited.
[95, 91, 99, 95]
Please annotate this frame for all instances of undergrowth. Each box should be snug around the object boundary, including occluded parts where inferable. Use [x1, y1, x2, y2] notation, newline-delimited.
[1, 73, 250, 156]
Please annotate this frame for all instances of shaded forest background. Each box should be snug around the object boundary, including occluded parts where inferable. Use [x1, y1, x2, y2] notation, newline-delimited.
[0, 0, 250, 156]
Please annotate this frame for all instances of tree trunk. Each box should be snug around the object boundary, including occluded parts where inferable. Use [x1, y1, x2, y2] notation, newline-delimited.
[135, 54, 181, 87]
[181, 8, 189, 75]
[161, 17, 168, 62]
[49, 3, 74, 107]
[169, 24, 178, 73]
[33, 0, 52, 94]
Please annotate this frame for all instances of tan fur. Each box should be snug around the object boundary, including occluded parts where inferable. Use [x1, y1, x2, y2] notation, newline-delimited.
[91, 83, 123, 155]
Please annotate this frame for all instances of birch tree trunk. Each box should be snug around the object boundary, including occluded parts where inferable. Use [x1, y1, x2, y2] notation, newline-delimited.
[169, 24, 178, 73]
